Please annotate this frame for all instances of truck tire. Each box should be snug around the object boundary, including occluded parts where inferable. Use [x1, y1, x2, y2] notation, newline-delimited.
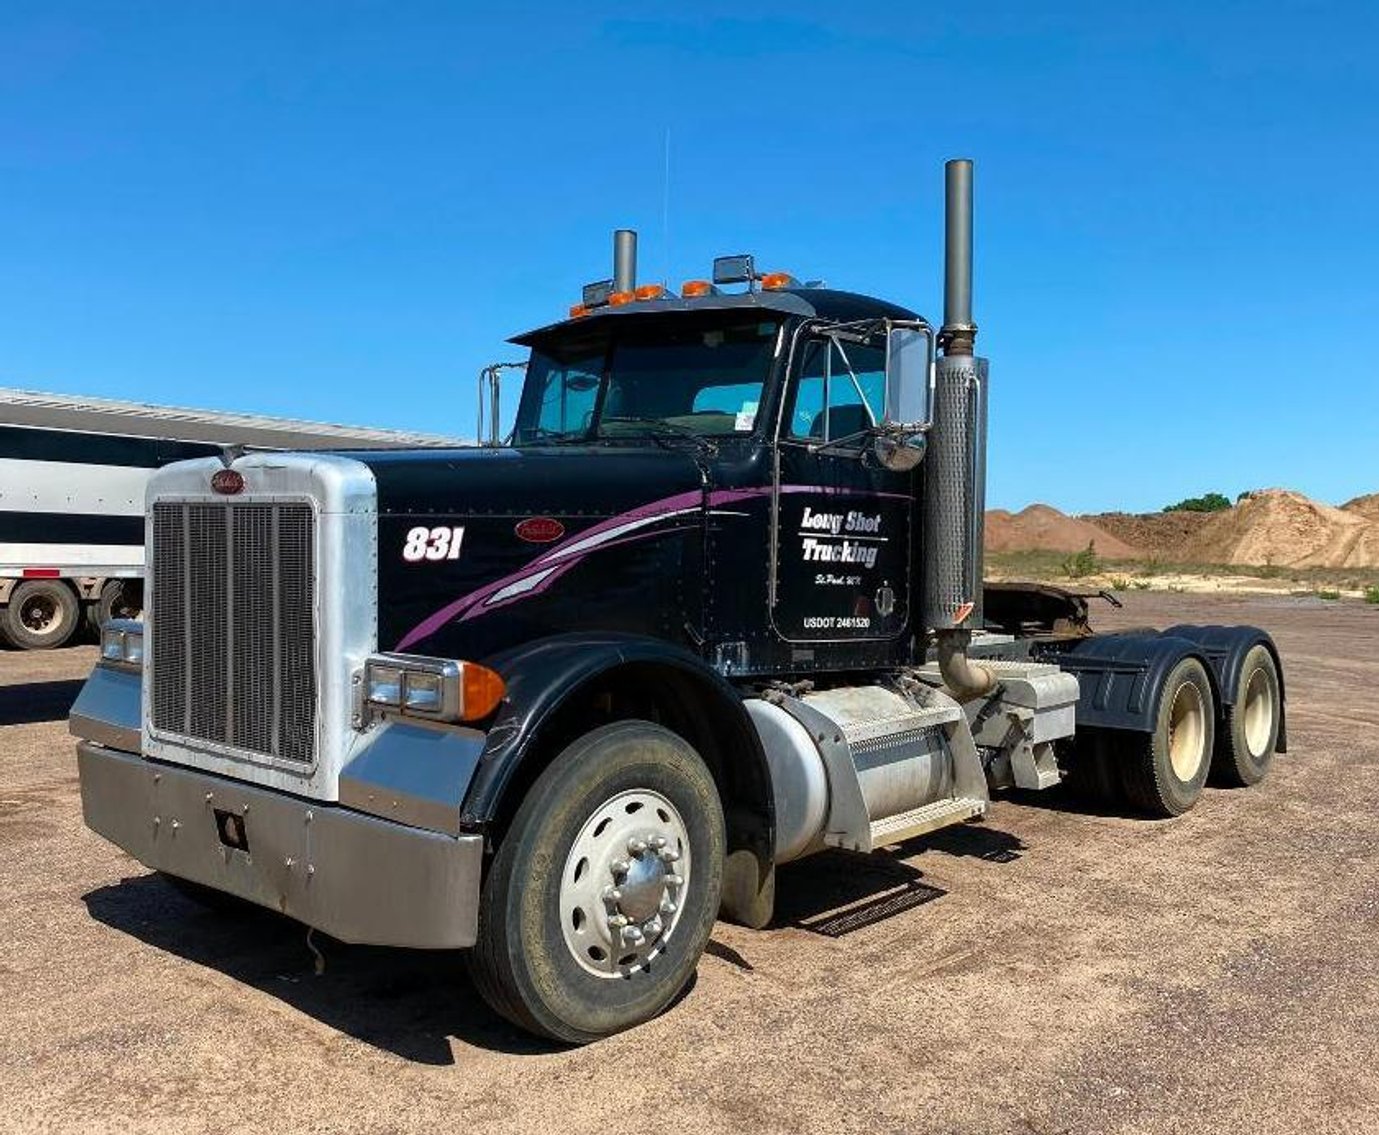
[1, 579, 80, 650]
[1121, 657, 1216, 817]
[1061, 732, 1121, 806]
[88, 579, 143, 636]
[469, 721, 725, 1044]
[1211, 645, 1280, 787]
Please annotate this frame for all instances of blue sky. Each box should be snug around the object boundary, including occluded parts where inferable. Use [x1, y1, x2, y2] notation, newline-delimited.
[3, 2, 1376, 513]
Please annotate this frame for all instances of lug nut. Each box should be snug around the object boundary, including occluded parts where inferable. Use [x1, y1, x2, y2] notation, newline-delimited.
[660, 897, 677, 915]
[601, 886, 622, 906]
[608, 914, 629, 929]
[650, 834, 667, 850]
[643, 916, 663, 938]
[659, 847, 680, 864]
[664, 873, 683, 888]
[627, 837, 647, 857]
[610, 858, 630, 876]
[621, 925, 645, 946]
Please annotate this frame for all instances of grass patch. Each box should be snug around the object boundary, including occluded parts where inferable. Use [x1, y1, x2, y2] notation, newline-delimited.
[1315, 588, 1341, 601]
[1365, 585, 1379, 605]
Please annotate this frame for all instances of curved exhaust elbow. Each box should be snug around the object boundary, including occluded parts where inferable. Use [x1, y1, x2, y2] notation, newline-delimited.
[936, 629, 996, 702]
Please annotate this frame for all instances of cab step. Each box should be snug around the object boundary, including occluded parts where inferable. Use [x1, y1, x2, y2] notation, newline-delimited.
[867, 796, 987, 850]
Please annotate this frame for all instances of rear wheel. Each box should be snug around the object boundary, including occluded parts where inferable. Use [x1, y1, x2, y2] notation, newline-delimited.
[468, 721, 725, 1044]
[1121, 657, 1216, 817]
[1, 580, 80, 650]
[1212, 645, 1280, 787]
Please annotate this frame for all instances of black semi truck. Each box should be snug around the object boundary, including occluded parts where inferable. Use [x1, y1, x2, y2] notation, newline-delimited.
[72, 161, 1285, 1043]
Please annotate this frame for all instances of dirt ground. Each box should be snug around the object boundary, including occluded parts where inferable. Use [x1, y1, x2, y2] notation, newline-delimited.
[3, 592, 1377, 1135]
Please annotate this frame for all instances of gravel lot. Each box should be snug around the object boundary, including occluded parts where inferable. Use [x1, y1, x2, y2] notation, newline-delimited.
[3, 592, 1376, 1134]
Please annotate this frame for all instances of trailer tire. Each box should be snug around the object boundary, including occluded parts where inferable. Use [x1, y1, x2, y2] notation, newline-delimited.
[468, 721, 725, 1044]
[1211, 645, 1280, 787]
[1, 579, 80, 650]
[1121, 657, 1216, 817]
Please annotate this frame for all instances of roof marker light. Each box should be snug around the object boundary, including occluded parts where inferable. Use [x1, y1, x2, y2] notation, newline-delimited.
[634, 284, 667, 301]
[761, 272, 798, 291]
[608, 290, 636, 306]
[680, 279, 718, 298]
[569, 303, 591, 318]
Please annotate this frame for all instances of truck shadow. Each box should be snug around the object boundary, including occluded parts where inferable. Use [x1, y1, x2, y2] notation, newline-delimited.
[82, 873, 564, 1063]
[772, 824, 1026, 935]
[0, 678, 85, 725]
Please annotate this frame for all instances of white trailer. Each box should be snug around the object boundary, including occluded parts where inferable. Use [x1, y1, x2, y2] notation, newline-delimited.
[0, 387, 461, 649]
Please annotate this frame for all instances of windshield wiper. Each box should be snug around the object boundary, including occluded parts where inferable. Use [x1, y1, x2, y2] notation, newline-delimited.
[596, 417, 718, 456]
[520, 427, 589, 445]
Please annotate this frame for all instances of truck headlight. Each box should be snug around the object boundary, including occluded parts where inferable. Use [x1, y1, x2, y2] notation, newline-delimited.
[363, 653, 505, 723]
[99, 619, 144, 672]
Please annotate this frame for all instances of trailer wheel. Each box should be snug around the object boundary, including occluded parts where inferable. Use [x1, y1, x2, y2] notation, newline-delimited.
[1121, 657, 1216, 817]
[1212, 645, 1280, 787]
[468, 721, 725, 1044]
[1, 580, 80, 650]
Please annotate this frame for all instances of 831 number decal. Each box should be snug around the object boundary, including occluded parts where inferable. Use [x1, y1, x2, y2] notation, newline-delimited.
[402, 525, 465, 562]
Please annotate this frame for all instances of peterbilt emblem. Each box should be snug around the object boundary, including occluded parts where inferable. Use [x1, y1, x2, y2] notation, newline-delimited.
[515, 516, 564, 544]
[211, 469, 245, 495]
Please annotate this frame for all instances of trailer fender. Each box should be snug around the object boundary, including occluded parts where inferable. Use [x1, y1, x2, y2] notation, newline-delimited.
[1050, 632, 1221, 734]
[1162, 624, 1287, 752]
[463, 632, 777, 927]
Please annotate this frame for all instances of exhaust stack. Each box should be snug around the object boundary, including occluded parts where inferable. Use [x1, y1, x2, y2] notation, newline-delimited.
[613, 229, 638, 293]
[925, 159, 994, 700]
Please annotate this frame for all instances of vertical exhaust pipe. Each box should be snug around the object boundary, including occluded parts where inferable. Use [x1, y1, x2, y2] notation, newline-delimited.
[942, 159, 976, 356]
[613, 229, 638, 293]
[926, 159, 994, 700]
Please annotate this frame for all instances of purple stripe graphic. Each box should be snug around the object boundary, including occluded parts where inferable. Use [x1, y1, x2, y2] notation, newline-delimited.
[394, 484, 908, 650]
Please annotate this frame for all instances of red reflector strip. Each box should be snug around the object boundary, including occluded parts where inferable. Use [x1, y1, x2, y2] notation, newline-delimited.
[22, 568, 61, 579]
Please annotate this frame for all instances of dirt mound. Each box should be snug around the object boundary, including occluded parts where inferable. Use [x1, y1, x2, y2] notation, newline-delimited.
[985, 504, 1139, 559]
[1084, 510, 1216, 562]
[1184, 489, 1379, 568]
[1342, 493, 1379, 521]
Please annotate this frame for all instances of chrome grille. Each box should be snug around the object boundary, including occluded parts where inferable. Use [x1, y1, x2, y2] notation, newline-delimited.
[151, 501, 317, 763]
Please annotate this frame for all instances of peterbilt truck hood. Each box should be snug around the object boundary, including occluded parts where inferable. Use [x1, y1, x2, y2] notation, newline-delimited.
[349, 445, 710, 661]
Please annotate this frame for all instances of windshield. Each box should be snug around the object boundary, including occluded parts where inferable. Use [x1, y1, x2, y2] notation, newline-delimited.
[513, 314, 782, 445]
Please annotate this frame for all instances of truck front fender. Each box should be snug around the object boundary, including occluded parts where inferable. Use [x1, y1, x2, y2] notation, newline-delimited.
[464, 632, 777, 927]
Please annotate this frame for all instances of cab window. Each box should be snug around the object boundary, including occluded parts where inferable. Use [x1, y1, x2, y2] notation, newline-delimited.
[787, 337, 886, 443]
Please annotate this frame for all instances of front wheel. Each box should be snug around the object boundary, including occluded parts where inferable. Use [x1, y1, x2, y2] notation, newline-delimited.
[468, 721, 725, 1044]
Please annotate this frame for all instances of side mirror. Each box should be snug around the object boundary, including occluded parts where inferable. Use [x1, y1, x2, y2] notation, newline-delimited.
[874, 325, 932, 472]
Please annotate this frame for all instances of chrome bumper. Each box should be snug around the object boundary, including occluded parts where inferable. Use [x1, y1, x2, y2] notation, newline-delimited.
[77, 741, 484, 949]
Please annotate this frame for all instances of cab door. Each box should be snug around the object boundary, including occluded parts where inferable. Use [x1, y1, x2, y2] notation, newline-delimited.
[770, 328, 913, 644]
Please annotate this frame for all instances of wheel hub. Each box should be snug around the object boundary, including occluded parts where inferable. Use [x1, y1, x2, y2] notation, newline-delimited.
[560, 789, 690, 978]
[21, 597, 59, 634]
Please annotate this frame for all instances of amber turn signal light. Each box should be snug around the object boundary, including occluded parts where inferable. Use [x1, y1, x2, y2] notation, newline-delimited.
[680, 279, 714, 298]
[760, 272, 796, 291]
[460, 661, 506, 721]
[608, 290, 636, 306]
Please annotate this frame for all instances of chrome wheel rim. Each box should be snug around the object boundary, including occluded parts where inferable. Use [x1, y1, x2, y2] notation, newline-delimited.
[1168, 682, 1207, 781]
[559, 788, 690, 979]
[1242, 668, 1274, 757]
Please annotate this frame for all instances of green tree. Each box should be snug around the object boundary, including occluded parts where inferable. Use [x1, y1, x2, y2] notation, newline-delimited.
[1163, 492, 1232, 514]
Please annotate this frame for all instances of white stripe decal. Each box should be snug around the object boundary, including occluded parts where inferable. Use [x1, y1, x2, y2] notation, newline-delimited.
[0, 458, 151, 516]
